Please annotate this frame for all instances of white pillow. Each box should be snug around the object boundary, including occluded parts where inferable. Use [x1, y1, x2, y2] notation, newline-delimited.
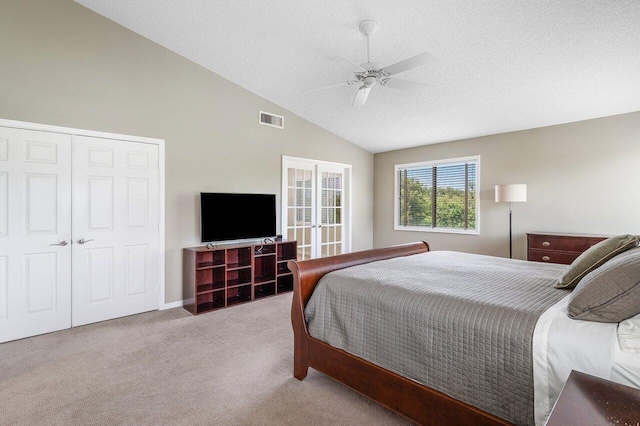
[618, 313, 640, 353]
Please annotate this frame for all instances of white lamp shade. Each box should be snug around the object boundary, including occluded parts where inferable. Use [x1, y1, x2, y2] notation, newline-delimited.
[495, 184, 527, 203]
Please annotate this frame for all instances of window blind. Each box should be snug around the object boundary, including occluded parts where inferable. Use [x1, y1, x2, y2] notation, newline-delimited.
[397, 158, 477, 231]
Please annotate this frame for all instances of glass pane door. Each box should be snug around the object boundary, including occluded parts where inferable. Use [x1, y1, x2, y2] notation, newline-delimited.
[319, 169, 343, 257]
[282, 156, 350, 261]
[285, 166, 314, 260]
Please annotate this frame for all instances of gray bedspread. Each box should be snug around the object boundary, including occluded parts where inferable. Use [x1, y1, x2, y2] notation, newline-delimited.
[304, 251, 568, 425]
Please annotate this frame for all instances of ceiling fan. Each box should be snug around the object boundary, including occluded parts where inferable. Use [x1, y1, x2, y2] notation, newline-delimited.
[305, 20, 434, 106]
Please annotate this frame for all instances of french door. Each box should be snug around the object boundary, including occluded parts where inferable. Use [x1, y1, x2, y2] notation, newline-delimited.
[0, 125, 161, 343]
[282, 156, 351, 260]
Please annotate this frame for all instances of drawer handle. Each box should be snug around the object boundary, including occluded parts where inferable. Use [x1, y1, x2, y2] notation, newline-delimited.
[542, 256, 551, 261]
[542, 242, 551, 247]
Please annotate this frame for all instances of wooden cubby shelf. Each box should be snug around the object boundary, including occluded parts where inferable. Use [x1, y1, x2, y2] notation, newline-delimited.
[183, 240, 297, 315]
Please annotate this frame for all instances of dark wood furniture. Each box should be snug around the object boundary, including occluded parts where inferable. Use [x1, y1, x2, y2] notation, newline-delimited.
[527, 232, 608, 265]
[288, 242, 511, 426]
[183, 240, 297, 315]
[545, 370, 640, 425]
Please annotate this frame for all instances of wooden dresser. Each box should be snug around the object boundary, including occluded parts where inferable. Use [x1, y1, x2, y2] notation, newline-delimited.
[527, 232, 608, 265]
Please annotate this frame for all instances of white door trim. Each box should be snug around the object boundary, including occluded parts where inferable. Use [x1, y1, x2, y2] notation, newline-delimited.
[0, 119, 167, 310]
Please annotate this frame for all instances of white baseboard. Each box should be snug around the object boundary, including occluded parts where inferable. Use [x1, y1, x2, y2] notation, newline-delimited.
[161, 300, 184, 310]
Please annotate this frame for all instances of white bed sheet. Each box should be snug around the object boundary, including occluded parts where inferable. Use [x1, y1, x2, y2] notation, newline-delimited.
[532, 296, 640, 425]
[611, 314, 640, 388]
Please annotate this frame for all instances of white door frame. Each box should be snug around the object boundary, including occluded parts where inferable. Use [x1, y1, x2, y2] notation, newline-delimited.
[281, 155, 352, 257]
[0, 119, 167, 310]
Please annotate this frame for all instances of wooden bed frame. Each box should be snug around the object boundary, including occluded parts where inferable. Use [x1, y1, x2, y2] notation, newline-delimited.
[288, 242, 511, 426]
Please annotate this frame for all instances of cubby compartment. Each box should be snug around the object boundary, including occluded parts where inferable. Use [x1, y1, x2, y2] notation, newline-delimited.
[254, 282, 276, 299]
[227, 284, 251, 306]
[196, 291, 225, 313]
[277, 275, 294, 293]
[183, 240, 297, 315]
[254, 244, 276, 256]
[227, 267, 252, 287]
[277, 261, 291, 275]
[195, 267, 225, 293]
[227, 247, 251, 269]
[196, 250, 225, 268]
[277, 241, 297, 261]
[254, 255, 276, 284]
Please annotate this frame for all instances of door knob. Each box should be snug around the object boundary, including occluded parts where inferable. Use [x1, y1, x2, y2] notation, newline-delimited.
[77, 238, 94, 245]
[50, 240, 68, 246]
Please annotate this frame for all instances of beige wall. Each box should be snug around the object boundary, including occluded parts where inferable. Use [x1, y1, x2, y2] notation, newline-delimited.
[374, 111, 640, 258]
[0, 0, 374, 304]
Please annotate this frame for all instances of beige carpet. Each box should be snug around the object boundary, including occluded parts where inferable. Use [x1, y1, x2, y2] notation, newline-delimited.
[0, 293, 410, 425]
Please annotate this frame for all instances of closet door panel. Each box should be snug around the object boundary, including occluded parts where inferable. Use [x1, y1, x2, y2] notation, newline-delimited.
[86, 247, 114, 303]
[0, 256, 7, 320]
[72, 136, 159, 327]
[0, 127, 72, 343]
[0, 171, 8, 237]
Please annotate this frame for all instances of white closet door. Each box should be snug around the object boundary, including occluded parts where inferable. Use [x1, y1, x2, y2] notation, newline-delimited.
[72, 136, 159, 327]
[0, 127, 72, 343]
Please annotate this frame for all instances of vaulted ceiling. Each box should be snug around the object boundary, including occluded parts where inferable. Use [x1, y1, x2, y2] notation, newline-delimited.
[75, 0, 640, 153]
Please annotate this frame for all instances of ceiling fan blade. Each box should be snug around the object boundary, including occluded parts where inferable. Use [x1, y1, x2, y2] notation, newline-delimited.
[352, 86, 371, 106]
[382, 78, 430, 92]
[329, 56, 366, 73]
[380, 52, 434, 76]
[302, 80, 358, 93]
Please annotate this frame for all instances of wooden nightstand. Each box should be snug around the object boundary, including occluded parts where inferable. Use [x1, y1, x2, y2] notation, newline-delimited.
[545, 370, 640, 425]
[527, 232, 608, 265]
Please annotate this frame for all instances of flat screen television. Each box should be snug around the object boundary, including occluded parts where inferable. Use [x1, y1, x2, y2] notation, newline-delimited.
[200, 192, 276, 243]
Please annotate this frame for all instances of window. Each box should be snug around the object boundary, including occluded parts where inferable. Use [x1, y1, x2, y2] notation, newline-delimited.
[394, 156, 479, 234]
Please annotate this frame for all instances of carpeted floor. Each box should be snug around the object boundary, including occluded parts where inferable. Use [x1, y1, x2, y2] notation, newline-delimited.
[0, 293, 410, 425]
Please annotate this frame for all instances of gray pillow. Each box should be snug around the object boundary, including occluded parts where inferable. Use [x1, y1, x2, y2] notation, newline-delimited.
[556, 234, 639, 289]
[567, 247, 640, 323]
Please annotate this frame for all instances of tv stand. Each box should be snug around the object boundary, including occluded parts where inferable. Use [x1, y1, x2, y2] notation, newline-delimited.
[182, 240, 297, 315]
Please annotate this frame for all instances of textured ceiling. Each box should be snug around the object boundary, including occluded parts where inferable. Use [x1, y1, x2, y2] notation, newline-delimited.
[75, 0, 640, 153]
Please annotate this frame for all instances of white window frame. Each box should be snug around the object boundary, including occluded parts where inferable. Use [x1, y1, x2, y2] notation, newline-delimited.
[394, 155, 480, 235]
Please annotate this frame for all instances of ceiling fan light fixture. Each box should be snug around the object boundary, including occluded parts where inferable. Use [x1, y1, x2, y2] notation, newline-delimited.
[358, 20, 379, 37]
[304, 20, 434, 106]
[363, 76, 377, 86]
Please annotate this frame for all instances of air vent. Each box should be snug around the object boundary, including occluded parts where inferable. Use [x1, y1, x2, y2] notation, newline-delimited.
[259, 111, 284, 129]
